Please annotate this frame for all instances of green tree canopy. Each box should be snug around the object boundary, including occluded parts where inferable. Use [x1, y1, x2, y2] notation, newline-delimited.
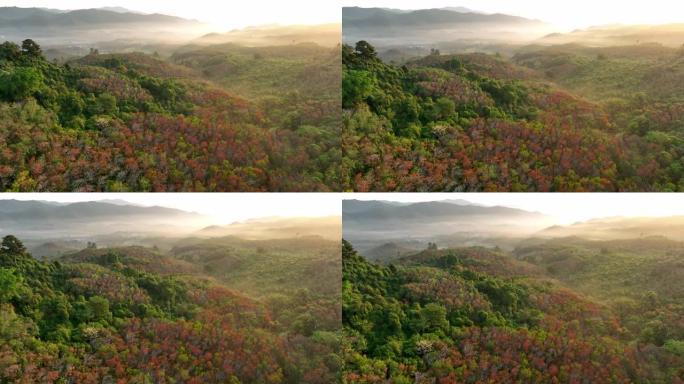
[0, 67, 43, 102]
[0, 41, 21, 62]
[1, 235, 26, 255]
[20, 39, 42, 60]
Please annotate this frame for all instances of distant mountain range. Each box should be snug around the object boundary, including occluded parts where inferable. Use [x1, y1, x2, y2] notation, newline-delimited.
[342, 6, 553, 51]
[343, 199, 554, 257]
[343, 199, 545, 224]
[0, 7, 199, 27]
[343, 7, 542, 28]
[0, 199, 194, 220]
[0, 199, 205, 239]
[0, 6, 340, 53]
[0, 199, 342, 258]
[0, 6, 209, 47]
[96, 7, 144, 14]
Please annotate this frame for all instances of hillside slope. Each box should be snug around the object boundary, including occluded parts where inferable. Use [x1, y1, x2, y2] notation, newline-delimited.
[343, 239, 684, 382]
[0, 39, 339, 191]
[0, 234, 342, 383]
[343, 40, 684, 191]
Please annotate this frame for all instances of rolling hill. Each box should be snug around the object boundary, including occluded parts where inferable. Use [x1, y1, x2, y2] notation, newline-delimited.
[0, 233, 342, 383]
[0, 22, 340, 191]
[59, 245, 199, 275]
[196, 216, 341, 241]
[343, 36, 684, 191]
[192, 23, 341, 48]
[343, 232, 684, 382]
[537, 215, 684, 240]
[363, 241, 422, 263]
[170, 235, 341, 299]
[537, 23, 684, 48]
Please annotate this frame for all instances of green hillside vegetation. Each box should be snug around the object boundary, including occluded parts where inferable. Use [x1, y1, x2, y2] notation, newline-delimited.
[61, 245, 199, 275]
[513, 43, 684, 104]
[0, 39, 340, 191]
[172, 43, 339, 96]
[0, 235, 341, 383]
[514, 237, 684, 349]
[343, 40, 684, 191]
[342, 239, 684, 383]
[364, 242, 420, 264]
[170, 236, 341, 298]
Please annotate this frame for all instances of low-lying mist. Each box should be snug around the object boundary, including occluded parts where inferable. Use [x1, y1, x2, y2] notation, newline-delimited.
[0, 200, 341, 259]
[196, 216, 342, 241]
[1, 7, 342, 61]
[194, 24, 341, 48]
[537, 24, 684, 48]
[344, 23, 553, 49]
[343, 199, 684, 262]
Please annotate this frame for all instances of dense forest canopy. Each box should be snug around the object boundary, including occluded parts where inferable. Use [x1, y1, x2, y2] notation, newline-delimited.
[342, 238, 684, 383]
[0, 231, 342, 383]
[342, 39, 684, 191]
[0, 38, 340, 191]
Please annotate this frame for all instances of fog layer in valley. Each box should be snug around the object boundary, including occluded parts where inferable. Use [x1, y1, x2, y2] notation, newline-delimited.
[1, 6, 341, 60]
[343, 199, 684, 262]
[343, 6, 684, 61]
[0, 199, 338, 258]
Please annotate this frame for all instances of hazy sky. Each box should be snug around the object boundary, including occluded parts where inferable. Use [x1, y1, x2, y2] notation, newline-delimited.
[348, 193, 684, 224]
[2, 193, 681, 227]
[343, 0, 684, 30]
[0, 0, 340, 30]
[1, 193, 340, 225]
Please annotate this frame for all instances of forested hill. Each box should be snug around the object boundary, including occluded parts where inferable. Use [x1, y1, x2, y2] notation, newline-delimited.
[342, 40, 684, 191]
[0, 234, 342, 382]
[0, 235, 284, 382]
[0, 39, 340, 191]
[342, 239, 684, 382]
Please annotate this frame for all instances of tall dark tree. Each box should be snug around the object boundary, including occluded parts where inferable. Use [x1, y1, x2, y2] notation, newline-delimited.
[0, 235, 26, 266]
[20, 39, 42, 59]
[354, 40, 377, 60]
[1, 235, 26, 255]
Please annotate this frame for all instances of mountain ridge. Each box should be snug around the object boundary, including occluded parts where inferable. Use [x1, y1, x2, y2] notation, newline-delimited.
[343, 7, 547, 28]
[0, 6, 201, 26]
